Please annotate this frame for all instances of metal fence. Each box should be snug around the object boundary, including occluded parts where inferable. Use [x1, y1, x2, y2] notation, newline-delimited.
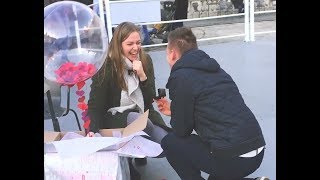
[45, 0, 276, 47]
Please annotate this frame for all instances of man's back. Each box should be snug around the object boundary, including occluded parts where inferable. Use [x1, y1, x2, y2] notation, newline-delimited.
[167, 48, 265, 157]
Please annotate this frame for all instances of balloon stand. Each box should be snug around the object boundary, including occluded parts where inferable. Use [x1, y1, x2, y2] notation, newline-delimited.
[61, 85, 82, 131]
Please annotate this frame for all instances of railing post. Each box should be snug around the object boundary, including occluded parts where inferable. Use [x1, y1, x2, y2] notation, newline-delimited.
[104, 0, 113, 42]
[249, 0, 255, 41]
[244, 0, 250, 42]
[98, 0, 108, 49]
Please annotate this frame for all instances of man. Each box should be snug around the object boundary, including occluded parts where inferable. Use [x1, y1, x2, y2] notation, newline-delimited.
[172, 0, 188, 30]
[154, 27, 269, 180]
[231, 0, 245, 13]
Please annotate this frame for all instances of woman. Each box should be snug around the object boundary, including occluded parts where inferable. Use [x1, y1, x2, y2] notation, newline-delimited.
[87, 22, 170, 179]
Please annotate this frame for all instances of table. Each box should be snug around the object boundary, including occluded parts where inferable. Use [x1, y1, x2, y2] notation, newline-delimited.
[44, 151, 130, 180]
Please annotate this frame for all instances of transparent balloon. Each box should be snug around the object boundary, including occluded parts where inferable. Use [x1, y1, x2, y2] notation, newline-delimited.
[44, 1, 108, 85]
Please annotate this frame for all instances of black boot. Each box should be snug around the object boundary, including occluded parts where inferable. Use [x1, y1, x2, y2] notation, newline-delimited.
[129, 158, 141, 180]
[134, 158, 147, 166]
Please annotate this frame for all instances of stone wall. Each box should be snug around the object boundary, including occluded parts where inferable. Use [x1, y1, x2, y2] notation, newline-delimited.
[187, 0, 276, 19]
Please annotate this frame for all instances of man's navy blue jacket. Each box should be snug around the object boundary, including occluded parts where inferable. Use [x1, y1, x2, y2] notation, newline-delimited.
[166, 48, 266, 157]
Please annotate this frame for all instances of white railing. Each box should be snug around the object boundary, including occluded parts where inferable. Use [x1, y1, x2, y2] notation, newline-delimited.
[90, 0, 276, 48]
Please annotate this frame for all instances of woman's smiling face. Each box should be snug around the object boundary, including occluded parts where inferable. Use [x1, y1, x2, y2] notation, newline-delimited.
[122, 31, 141, 61]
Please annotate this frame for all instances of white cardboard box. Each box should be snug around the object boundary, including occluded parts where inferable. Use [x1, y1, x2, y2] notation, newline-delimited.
[44, 110, 150, 155]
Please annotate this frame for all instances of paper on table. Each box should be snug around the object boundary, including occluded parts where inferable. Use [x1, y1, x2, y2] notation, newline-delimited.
[51, 131, 148, 159]
[116, 136, 163, 158]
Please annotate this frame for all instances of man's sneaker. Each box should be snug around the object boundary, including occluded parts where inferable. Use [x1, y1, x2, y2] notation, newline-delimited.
[255, 177, 270, 180]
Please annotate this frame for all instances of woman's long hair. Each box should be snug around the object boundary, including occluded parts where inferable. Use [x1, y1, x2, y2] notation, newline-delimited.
[99, 22, 148, 90]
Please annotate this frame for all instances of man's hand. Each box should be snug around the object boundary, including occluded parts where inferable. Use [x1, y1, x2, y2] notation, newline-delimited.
[154, 97, 171, 116]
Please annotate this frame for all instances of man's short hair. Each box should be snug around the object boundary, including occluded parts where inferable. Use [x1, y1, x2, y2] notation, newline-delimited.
[167, 27, 198, 55]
